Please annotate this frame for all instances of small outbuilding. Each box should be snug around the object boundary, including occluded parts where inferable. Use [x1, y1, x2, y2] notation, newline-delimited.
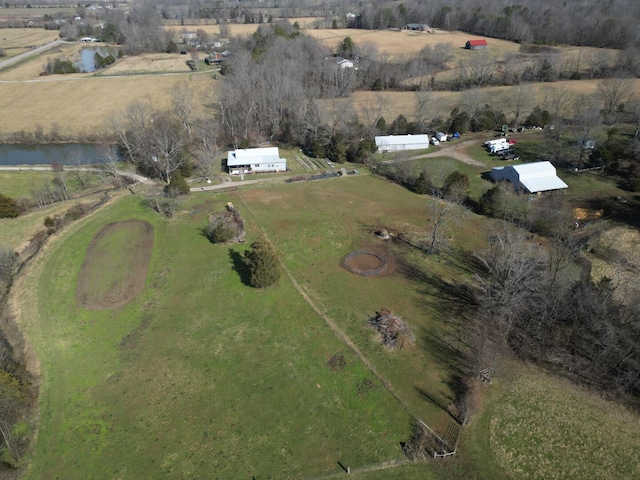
[465, 39, 488, 50]
[227, 147, 286, 174]
[334, 57, 354, 68]
[490, 161, 568, 194]
[375, 134, 430, 153]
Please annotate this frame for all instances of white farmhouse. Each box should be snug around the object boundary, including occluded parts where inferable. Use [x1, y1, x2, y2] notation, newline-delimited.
[374, 134, 430, 153]
[490, 161, 568, 194]
[227, 147, 286, 174]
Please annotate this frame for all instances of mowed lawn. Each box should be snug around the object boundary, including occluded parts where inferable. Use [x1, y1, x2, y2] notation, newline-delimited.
[21, 193, 415, 479]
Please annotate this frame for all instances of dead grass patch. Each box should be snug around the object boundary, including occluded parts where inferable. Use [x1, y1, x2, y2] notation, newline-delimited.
[103, 53, 192, 74]
[75, 220, 154, 310]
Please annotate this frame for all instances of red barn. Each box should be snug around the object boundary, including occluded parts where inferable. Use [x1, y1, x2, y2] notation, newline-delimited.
[465, 39, 488, 50]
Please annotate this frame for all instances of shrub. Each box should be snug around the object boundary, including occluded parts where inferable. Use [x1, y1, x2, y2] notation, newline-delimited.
[207, 222, 234, 244]
[164, 172, 190, 197]
[0, 193, 19, 218]
[245, 239, 280, 288]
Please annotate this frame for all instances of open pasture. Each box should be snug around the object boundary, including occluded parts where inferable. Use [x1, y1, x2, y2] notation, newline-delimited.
[101, 52, 192, 75]
[489, 365, 640, 480]
[19, 192, 419, 479]
[0, 72, 214, 137]
[306, 28, 521, 58]
[0, 27, 59, 59]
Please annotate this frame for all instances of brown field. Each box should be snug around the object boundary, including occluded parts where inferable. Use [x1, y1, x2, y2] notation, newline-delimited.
[102, 52, 192, 74]
[75, 220, 154, 310]
[0, 72, 214, 136]
[0, 28, 60, 59]
[0, 42, 83, 80]
[164, 17, 323, 38]
[306, 28, 521, 58]
[341, 79, 640, 123]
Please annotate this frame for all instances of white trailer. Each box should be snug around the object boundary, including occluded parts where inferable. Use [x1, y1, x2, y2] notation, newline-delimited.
[484, 138, 509, 148]
[435, 132, 448, 142]
[490, 141, 511, 153]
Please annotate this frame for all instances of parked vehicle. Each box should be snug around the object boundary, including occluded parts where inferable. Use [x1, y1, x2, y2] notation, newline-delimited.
[435, 132, 448, 142]
[430, 137, 440, 146]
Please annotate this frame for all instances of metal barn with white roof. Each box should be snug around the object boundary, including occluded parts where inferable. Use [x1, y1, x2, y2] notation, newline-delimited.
[374, 134, 430, 153]
[490, 161, 568, 194]
[226, 147, 286, 174]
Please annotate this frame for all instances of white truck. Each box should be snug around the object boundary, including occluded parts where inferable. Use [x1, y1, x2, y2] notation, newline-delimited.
[435, 132, 448, 142]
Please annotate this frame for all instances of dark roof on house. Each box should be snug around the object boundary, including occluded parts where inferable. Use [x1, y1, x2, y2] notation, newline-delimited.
[467, 39, 488, 46]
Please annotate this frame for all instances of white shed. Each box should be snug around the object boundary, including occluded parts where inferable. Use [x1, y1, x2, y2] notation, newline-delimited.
[227, 147, 286, 174]
[374, 134, 430, 153]
[490, 161, 568, 194]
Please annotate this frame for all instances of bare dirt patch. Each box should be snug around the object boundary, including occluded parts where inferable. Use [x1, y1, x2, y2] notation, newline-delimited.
[76, 220, 154, 310]
[342, 249, 395, 277]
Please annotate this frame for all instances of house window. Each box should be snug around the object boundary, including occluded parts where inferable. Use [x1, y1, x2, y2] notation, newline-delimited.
[255, 164, 260, 167]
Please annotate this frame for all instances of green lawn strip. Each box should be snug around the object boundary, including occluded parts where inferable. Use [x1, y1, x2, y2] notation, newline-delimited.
[25, 194, 413, 479]
[0, 171, 53, 199]
[489, 365, 640, 480]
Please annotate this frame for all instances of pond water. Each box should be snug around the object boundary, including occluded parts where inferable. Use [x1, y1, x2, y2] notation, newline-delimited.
[0, 144, 116, 166]
[75, 46, 120, 72]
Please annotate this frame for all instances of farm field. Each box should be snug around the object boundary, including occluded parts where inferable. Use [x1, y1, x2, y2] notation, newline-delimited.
[4, 159, 638, 478]
[163, 17, 323, 37]
[306, 28, 521, 59]
[489, 365, 640, 480]
[0, 27, 59, 59]
[17, 189, 426, 479]
[0, 41, 88, 80]
[100, 52, 193, 75]
[0, 72, 214, 137]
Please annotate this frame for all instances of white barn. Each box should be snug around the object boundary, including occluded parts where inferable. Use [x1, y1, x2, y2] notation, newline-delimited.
[374, 134, 430, 153]
[227, 147, 286, 174]
[490, 161, 568, 194]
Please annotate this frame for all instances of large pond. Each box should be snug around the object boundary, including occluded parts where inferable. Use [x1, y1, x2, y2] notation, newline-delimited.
[0, 144, 116, 166]
[75, 46, 120, 73]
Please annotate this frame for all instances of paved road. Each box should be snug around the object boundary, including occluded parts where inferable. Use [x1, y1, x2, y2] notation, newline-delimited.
[0, 165, 155, 186]
[0, 40, 66, 71]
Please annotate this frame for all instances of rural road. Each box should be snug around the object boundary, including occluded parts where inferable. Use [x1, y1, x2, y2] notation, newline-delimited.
[0, 40, 66, 71]
[191, 174, 304, 192]
[0, 165, 155, 185]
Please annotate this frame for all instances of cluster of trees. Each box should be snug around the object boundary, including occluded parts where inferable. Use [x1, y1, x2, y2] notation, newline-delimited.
[346, 0, 640, 49]
[470, 227, 640, 406]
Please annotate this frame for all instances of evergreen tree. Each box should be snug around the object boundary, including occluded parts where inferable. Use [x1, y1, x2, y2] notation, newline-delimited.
[0, 193, 19, 218]
[245, 239, 280, 288]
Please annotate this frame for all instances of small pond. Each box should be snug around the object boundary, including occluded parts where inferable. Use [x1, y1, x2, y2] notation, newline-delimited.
[75, 46, 120, 73]
[0, 144, 116, 166]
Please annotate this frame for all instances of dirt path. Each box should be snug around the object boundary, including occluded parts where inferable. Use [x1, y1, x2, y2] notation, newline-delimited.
[382, 139, 485, 167]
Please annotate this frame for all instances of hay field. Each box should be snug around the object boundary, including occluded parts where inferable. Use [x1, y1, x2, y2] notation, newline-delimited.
[342, 79, 640, 123]
[164, 17, 323, 38]
[306, 28, 521, 58]
[0, 28, 60, 59]
[0, 73, 214, 136]
[102, 52, 192, 74]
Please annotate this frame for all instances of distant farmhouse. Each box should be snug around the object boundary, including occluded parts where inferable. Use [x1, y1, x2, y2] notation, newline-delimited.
[226, 147, 286, 174]
[375, 134, 430, 153]
[490, 162, 568, 194]
[404, 23, 430, 32]
[466, 39, 488, 50]
[334, 57, 354, 68]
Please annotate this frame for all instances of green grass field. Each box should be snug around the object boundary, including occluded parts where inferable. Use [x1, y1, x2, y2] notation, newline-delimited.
[489, 366, 640, 480]
[9, 161, 640, 479]
[21, 191, 421, 479]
